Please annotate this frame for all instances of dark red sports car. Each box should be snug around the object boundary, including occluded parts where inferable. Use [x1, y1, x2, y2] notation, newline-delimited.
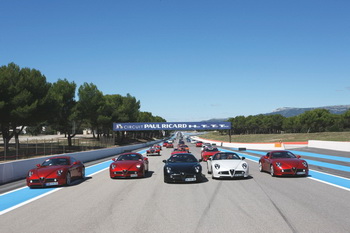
[196, 141, 203, 147]
[201, 147, 220, 161]
[110, 152, 149, 178]
[259, 150, 309, 177]
[26, 156, 85, 188]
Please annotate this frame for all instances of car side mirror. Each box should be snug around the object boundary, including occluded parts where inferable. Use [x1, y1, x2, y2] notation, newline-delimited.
[112, 158, 116, 161]
[73, 161, 78, 165]
[36, 164, 41, 168]
[162, 160, 167, 163]
[297, 155, 301, 159]
[241, 157, 245, 160]
[198, 159, 203, 162]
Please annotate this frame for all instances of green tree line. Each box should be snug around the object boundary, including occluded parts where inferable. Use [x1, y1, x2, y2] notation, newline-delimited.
[228, 108, 350, 135]
[0, 63, 166, 149]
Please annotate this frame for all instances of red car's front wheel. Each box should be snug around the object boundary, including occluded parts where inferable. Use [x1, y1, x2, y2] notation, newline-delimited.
[259, 162, 263, 172]
[270, 165, 275, 177]
[66, 172, 72, 186]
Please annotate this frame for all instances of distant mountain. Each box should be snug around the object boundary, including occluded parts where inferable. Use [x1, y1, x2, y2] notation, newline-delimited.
[265, 105, 350, 117]
[202, 118, 228, 122]
[201, 105, 350, 121]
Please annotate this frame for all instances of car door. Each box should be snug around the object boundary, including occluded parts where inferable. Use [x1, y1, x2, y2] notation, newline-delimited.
[70, 157, 79, 178]
[263, 152, 272, 171]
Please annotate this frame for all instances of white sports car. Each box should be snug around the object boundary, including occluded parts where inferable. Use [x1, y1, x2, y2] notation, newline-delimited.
[207, 152, 249, 179]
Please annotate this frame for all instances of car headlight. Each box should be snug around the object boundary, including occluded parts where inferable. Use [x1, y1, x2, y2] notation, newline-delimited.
[302, 161, 308, 167]
[242, 163, 248, 169]
[111, 164, 116, 169]
[214, 164, 220, 170]
[194, 166, 200, 173]
[28, 171, 33, 177]
[57, 169, 63, 176]
[166, 167, 172, 174]
[136, 164, 141, 169]
[276, 162, 282, 167]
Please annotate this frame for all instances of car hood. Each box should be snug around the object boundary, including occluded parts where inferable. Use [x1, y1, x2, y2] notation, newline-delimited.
[31, 166, 65, 178]
[271, 158, 304, 167]
[165, 162, 200, 173]
[112, 160, 142, 170]
[211, 160, 246, 170]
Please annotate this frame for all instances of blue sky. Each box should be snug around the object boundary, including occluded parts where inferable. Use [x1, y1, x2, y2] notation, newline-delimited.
[1, 0, 349, 122]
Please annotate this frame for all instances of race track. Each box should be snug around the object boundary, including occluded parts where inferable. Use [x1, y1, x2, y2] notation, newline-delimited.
[1, 139, 350, 233]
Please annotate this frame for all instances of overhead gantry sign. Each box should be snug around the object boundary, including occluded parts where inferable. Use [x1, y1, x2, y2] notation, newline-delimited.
[113, 122, 231, 131]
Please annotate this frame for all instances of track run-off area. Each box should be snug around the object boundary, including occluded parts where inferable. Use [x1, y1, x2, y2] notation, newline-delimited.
[1, 138, 350, 233]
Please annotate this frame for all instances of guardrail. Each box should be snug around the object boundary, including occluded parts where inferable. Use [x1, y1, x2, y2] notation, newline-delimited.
[0, 140, 162, 185]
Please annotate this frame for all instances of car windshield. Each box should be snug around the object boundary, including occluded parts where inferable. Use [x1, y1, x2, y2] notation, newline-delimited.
[42, 158, 69, 166]
[118, 153, 142, 161]
[271, 151, 296, 159]
[213, 153, 240, 160]
[168, 154, 198, 163]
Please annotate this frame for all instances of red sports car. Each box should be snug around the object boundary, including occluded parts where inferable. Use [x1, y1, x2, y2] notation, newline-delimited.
[110, 152, 149, 178]
[147, 146, 161, 156]
[196, 141, 203, 147]
[201, 147, 220, 161]
[26, 156, 85, 188]
[259, 150, 309, 177]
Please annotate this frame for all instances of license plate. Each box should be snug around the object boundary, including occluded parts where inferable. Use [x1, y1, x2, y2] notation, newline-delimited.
[185, 178, 196, 182]
[296, 172, 305, 175]
[45, 182, 58, 186]
[234, 174, 244, 177]
[130, 174, 138, 177]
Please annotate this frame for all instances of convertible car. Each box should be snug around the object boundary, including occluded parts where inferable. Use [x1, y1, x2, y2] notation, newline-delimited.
[26, 156, 85, 188]
[110, 152, 149, 178]
[163, 153, 203, 183]
[153, 144, 162, 150]
[259, 150, 309, 177]
[207, 152, 249, 179]
[146, 146, 161, 156]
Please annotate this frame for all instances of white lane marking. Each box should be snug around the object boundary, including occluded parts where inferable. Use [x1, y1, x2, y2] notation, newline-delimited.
[1, 189, 62, 216]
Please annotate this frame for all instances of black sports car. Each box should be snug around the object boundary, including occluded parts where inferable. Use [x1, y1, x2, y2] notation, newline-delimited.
[163, 153, 203, 183]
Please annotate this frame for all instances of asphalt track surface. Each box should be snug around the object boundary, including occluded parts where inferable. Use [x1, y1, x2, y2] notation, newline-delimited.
[1, 140, 350, 233]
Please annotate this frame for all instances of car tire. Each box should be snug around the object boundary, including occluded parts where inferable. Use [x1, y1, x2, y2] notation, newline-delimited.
[270, 165, 275, 177]
[81, 167, 85, 179]
[207, 164, 212, 174]
[259, 162, 263, 172]
[66, 172, 72, 186]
